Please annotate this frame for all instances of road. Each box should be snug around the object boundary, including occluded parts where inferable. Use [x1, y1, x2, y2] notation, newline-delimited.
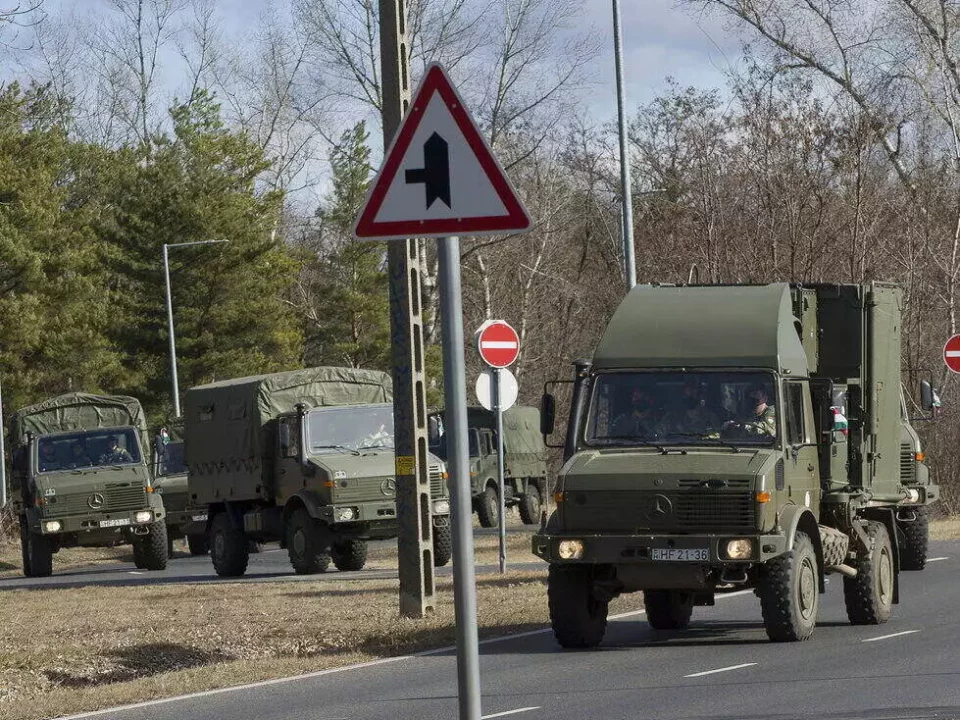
[60, 541, 959, 720]
[0, 525, 539, 591]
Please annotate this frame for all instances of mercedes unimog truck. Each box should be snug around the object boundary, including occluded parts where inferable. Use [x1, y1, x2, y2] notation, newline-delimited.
[8, 392, 168, 577]
[535, 283, 939, 646]
[185, 367, 452, 577]
[152, 417, 210, 556]
[428, 405, 547, 527]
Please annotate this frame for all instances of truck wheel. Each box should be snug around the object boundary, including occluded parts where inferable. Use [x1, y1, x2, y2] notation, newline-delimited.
[167, 533, 175, 559]
[433, 522, 453, 567]
[286, 508, 330, 575]
[248, 540, 264, 554]
[759, 531, 819, 642]
[331, 539, 368, 572]
[19, 516, 32, 577]
[844, 521, 894, 625]
[519, 486, 541, 525]
[133, 521, 169, 571]
[187, 533, 209, 556]
[476, 485, 499, 528]
[898, 510, 929, 571]
[548, 564, 608, 649]
[24, 527, 53, 578]
[644, 590, 694, 630]
[211, 512, 250, 577]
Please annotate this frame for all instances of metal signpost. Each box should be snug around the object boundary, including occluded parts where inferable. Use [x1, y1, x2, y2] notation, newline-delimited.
[355, 60, 531, 720]
[612, 0, 635, 290]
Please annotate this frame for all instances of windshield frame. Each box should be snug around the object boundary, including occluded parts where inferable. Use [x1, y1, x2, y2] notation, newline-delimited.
[34, 426, 145, 474]
[305, 403, 396, 455]
[581, 368, 782, 450]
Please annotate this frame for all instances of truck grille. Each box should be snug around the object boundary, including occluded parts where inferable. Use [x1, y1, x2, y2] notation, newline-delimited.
[43, 484, 147, 518]
[429, 464, 446, 498]
[900, 444, 916, 484]
[672, 492, 755, 531]
[564, 490, 756, 534]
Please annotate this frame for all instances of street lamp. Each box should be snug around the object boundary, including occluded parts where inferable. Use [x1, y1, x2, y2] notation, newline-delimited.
[612, 0, 635, 290]
[162, 240, 230, 418]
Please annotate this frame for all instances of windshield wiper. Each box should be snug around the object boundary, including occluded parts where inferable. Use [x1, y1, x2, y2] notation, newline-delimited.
[602, 436, 671, 454]
[311, 444, 361, 456]
[666, 433, 741, 453]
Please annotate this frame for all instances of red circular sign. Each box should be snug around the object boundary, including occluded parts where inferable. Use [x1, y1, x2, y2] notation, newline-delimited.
[477, 320, 520, 368]
[945, 334, 960, 374]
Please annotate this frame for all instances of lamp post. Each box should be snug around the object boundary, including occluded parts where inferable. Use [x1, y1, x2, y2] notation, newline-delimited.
[613, 0, 635, 290]
[162, 240, 229, 417]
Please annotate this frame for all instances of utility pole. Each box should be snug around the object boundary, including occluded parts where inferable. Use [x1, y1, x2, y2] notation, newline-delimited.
[613, 0, 635, 290]
[162, 239, 229, 418]
[379, 0, 436, 619]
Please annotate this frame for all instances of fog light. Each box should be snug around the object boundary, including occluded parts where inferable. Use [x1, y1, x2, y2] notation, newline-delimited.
[433, 500, 450, 515]
[43, 520, 62, 533]
[725, 538, 753, 560]
[335, 507, 357, 522]
[135, 511, 153, 524]
[557, 539, 584, 560]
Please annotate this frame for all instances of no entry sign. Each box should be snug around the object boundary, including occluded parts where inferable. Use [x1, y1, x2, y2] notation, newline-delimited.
[476, 320, 520, 368]
[945, 334, 960, 374]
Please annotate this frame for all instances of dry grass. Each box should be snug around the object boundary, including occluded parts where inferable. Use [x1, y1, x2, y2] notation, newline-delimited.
[930, 517, 960, 540]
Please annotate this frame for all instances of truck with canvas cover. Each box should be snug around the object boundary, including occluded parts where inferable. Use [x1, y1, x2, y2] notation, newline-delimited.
[185, 367, 452, 577]
[428, 405, 547, 527]
[153, 417, 210, 556]
[536, 283, 939, 646]
[8, 392, 167, 577]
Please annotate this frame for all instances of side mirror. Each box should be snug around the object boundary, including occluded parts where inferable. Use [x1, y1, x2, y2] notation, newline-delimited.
[541, 393, 556, 437]
[921, 380, 934, 411]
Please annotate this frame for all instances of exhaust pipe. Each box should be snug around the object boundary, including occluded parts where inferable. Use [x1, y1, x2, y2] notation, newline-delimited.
[827, 564, 857, 578]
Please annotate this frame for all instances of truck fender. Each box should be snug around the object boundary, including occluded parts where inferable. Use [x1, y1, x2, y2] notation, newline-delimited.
[780, 504, 826, 592]
[283, 491, 325, 523]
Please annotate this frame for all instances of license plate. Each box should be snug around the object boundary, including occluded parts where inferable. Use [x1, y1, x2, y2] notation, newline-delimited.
[651, 547, 708, 562]
[99, 518, 131, 528]
[191, 514, 208, 522]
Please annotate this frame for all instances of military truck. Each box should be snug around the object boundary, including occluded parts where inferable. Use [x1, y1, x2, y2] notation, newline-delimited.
[185, 367, 452, 577]
[536, 283, 938, 646]
[152, 418, 210, 556]
[8, 392, 168, 577]
[428, 405, 547, 527]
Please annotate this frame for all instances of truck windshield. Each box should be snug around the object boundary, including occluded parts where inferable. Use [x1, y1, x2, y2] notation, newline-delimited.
[159, 441, 186, 476]
[307, 404, 395, 454]
[585, 371, 778, 448]
[36, 428, 143, 473]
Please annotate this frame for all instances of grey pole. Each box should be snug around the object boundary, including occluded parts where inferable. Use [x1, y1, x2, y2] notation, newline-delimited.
[494, 368, 507, 574]
[438, 236, 482, 720]
[0, 379, 6, 510]
[613, 0, 636, 289]
[162, 244, 179, 418]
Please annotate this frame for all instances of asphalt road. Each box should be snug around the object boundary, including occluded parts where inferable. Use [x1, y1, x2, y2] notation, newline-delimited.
[0, 525, 539, 591]
[60, 541, 960, 720]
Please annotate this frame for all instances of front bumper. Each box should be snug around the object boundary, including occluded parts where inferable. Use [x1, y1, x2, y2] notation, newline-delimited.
[532, 531, 789, 565]
[166, 507, 209, 535]
[34, 508, 162, 535]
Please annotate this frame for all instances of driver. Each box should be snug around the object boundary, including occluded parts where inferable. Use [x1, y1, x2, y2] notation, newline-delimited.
[99, 435, 133, 465]
[725, 384, 777, 437]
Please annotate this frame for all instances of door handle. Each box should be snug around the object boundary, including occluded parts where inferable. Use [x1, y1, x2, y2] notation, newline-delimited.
[807, 464, 815, 472]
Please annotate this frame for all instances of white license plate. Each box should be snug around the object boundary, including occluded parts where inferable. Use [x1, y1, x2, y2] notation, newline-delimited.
[191, 514, 208, 522]
[651, 548, 708, 562]
[99, 518, 131, 528]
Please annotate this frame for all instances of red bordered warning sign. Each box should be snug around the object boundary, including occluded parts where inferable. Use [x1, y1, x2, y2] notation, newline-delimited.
[354, 63, 531, 240]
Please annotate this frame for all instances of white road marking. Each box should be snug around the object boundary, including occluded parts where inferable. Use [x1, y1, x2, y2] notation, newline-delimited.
[928, 556, 950, 563]
[59, 588, 756, 719]
[482, 707, 540, 719]
[127, 571, 143, 575]
[685, 662, 757, 678]
[862, 630, 920, 643]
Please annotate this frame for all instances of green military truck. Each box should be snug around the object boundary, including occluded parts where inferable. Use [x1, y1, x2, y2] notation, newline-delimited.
[185, 367, 452, 577]
[536, 283, 938, 646]
[152, 418, 210, 556]
[8, 392, 168, 577]
[429, 405, 547, 527]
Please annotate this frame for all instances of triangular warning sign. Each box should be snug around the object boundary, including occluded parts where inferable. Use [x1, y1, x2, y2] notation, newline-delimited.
[354, 63, 532, 241]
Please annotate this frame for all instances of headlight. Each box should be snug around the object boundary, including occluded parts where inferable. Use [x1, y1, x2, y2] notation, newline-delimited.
[43, 520, 62, 533]
[135, 511, 153, 524]
[433, 500, 450, 515]
[335, 507, 357, 522]
[725, 538, 753, 560]
[557, 539, 584, 560]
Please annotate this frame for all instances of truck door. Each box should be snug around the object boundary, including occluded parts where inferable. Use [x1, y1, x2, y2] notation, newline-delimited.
[275, 417, 302, 504]
[783, 380, 820, 516]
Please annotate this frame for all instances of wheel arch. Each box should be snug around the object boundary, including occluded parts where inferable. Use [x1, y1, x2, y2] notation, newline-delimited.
[782, 505, 825, 592]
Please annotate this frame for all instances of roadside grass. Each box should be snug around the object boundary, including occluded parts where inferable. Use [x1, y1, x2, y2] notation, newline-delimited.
[930, 517, 960, 540]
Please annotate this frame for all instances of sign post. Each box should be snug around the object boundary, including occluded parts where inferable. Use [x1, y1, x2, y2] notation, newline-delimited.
[944, 334, 960, 374]
[475, 320, 520, 574]
[355, 63, 531, 720]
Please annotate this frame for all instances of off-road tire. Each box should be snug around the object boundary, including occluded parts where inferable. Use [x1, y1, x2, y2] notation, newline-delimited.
[248, 540, 264, 554]
[476, 485, 499, 528]
[519, 486, 542, 526]
[548, 564, 609, 649]
[433, 521, 453, 567]
[844, 521, 894, 625]
[167, 532, 175, 559]
[898, 510, 929, 571]
[23, 521, 53, 578]
[19, 516, 32, 577]
[331, 539, 368, 572]
[133, 521, 169, 571]
[286, 508, 331, 575]
[187, 533, 209, 556]
[759, 531, 819, 642]
[211, 512, 249, 577]
[644, 590, 694, 630]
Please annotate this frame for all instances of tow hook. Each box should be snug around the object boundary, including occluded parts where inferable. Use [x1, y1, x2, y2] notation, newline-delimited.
[133, 525, 150, 536]
[720, 568, 749, 585]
